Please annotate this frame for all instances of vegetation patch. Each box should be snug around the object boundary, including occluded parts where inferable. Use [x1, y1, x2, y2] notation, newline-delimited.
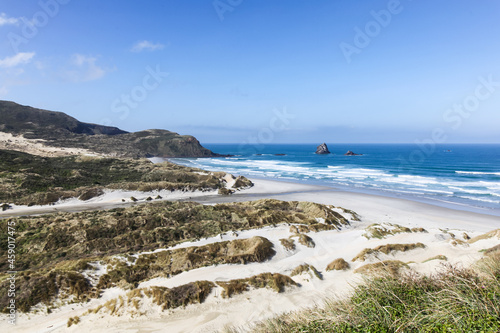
[484, 244, 500, 257]
[279, 238, 296, 251]
[217, 273, 297, 298]
[326, 258, 350, 271]
[99, 236, 276, 288]
[67, 316, 80, 327]
[352, 243, 426, 262]
[291, 264, 323, 280]
[0, 199, 356, 312]
[0, 199, 353, 274]
[144, 281, 215, 310]
[0, 149, 250, 205]
[353, 260, 409, 276]
[232, 176, 253, 189]
[0, 270, 92, 313]
[218, 188, 235, 195]
[469, 229, 500, 243]
[296, 234, 315, 248]
[250, 257, 500, 332]
[423, 255, 448, 263]
[363, 223, 427, 239]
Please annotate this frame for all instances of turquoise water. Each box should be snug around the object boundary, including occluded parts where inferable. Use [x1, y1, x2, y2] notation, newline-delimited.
[170, 144, 500, 216]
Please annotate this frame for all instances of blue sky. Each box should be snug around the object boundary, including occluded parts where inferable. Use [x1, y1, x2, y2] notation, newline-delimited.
[1, 0, 499, 143]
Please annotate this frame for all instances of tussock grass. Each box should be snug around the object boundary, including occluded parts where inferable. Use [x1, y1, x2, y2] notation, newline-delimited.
[291, 264, 323, 280]
[352, 243, 426, 262]
[363, 223, 427, 239]
[354, 260, 408, 276]
[217, 273, 297, 298]
[67, 316, 80, 327]
[246, 255, 500, 332]
[0, 199, 357, 312]
[297, 234, 315, 248]
[326, 258, 350, 271]
[423, 255, 448, 263]
[279, 238, 295, 251]
[469, 229, 500, 243]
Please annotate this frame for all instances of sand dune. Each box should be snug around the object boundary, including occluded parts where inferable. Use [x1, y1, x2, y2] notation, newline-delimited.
[2, 178, 499, 333]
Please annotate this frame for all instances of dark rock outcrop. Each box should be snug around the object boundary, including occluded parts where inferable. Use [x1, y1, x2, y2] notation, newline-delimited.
[345, 150, 362, 156]
[0, 100, 221, 158]
[315, 143, 331, 154]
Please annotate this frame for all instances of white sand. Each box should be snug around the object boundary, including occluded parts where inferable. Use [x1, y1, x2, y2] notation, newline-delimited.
[2, 177, 500, 333]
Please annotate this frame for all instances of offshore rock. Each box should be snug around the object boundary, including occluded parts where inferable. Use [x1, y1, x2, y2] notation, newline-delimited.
[345, 150, 362, 156]
[315, 143, 331, 154]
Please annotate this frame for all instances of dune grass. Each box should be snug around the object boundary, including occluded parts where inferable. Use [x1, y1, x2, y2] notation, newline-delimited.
[352, 243, 426, 262]
[325, 258, 350, 271]
[243, 254, 500, 332]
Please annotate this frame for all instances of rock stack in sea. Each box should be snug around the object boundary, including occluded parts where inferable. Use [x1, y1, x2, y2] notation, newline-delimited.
[345, 150, 362, 156]
[315, 143, 331, 154]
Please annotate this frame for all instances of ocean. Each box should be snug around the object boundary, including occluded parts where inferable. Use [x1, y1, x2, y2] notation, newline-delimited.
[169, 144, 500, 217]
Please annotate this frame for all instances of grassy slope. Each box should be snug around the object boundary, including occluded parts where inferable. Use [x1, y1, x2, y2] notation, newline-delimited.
[0, 149, 235, 205]
[247, 253, 500, 333]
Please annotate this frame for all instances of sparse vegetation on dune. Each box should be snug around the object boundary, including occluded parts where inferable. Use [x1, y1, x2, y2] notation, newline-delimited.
[423, 255, 448, 263]
[279, 238, 296, 251]
[352, 243, 426, 262]
[99, 236, 276, 288]
[0, 149, 252, 206]
[245, 254, 500, 333]
[468, 229, 500, 243]
[326, 258, 350, 271]
[217, 273, 297, 298]
[0, 199, 353, 273]
[354, 260, 409, 276]
[291, 264, 323, 280]
[143, 281, 215, 310]
[0, 198, 356, 313]
[363, 223, 427, 239]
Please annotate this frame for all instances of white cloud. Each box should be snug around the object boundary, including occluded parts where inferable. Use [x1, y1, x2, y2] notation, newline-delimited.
[131, 40, 165, 52]
[0, 52, 35, 68]
[63, 54, 106, 82]
[0, 86, 8, 97]
[0, 13, 19, 26]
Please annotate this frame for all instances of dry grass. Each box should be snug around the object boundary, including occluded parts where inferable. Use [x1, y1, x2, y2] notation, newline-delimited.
[354, 260, 409, 276]
[363, 223, 427, 239]
[484, 244, 500, 257]
[248, 256, 500, 332]
[279, 238, 296, 251]
[469, 229, 500, 243]
[144, 281, 214, 310]
[67, 316, 80, 327]
[297, 234, 315, 248]
[423, 255, 448, 263]
[217, 273, 297, 298]
[291, 264, 323, 280]
[326, 258, 350, 271]
[352, 243, 426, 262]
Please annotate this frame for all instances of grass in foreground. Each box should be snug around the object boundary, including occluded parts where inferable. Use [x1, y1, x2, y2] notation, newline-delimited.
[242, 254, 500, 333]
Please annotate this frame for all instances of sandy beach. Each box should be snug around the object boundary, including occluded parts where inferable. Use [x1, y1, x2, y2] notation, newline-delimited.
[2, 177, 499, 333]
